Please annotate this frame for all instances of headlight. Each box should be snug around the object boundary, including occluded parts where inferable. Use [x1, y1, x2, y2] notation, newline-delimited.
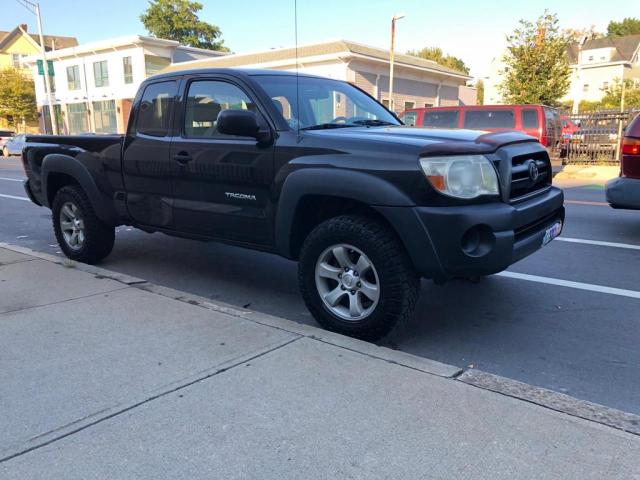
[419, 155, 499, 199]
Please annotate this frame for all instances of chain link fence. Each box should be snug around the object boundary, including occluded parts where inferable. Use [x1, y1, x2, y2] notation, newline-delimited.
[562, 110, 639, 164]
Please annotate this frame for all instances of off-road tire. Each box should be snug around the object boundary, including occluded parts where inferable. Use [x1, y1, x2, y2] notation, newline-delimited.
[299, 214, 420, 340]
[52, 185, 115, 264]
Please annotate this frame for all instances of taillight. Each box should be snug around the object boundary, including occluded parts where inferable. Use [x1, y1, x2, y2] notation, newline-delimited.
[621, 137, 640, 179]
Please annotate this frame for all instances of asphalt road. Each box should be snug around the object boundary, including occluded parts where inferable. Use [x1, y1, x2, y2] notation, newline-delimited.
[1, 155, 639, 415]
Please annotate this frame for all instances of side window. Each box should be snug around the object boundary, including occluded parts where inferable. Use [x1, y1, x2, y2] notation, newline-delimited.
[464, 110, 515, 129]
[423, 111, 459, 128]
[521, 109, 539, 129]
[402, 111, 417, 126]
[136, 81, 177, 137]
[184, 80, 258, 138]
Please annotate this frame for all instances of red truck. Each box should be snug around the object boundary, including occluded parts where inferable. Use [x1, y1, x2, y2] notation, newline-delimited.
[399, 105, 562, 151]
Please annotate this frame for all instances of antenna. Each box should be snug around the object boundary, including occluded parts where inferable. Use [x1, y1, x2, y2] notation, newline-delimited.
[294, 0, 300, 142]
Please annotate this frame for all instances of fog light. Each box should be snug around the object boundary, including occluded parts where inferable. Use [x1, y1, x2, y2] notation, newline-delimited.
[461, 225, 495, 257]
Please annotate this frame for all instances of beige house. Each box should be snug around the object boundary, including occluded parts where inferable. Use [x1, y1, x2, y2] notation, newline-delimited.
[484, 34, 640, 108]
[164, 40, 474, 112]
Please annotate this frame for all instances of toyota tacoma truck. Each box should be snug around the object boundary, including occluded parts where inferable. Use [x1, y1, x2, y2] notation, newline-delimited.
[22, 69, 565, 340]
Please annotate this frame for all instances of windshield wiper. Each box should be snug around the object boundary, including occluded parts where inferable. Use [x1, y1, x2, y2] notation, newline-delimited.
[351, 119, 396, 127]
[300, 123, 357, 131]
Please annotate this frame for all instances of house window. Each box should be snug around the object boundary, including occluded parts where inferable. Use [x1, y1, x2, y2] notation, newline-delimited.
[123, 56, 133, 84]
[66, 65, 81, 91]
[11, 53, 22, 67]
[424, 103, 434, 108]
[381, 99, 390, 108]
[67, 102, 89, 134]
[583, 84, 589, 92]
[588, 55, 593, 62]
[404, 101, 415, 111]
[602, 81, 609, 90]
[92, 100, 117, 133]
[144, 55, 170, 76]
[93, 60, 109, 88]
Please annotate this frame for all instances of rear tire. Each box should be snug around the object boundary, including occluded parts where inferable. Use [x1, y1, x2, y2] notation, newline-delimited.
[299, 214, 420, 341]
[52, 185, 115, 264]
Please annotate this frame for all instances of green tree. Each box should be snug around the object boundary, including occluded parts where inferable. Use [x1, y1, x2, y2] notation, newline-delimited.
[476, 79, 484, 105]
[140, 0, 228, 51]
[599, 80, 640, 110]
[406, 47, 470, 74]
[606, 18, 640, 37]
[499, 11, 571, 106]
[0, 68, 37, 128]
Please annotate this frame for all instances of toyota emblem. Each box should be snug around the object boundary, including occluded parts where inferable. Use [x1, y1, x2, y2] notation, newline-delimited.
[528, 161, 539, 182]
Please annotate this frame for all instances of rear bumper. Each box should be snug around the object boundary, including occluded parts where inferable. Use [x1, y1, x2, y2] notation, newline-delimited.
[606, 176, 640, 210]
[377, 187, 565, 282]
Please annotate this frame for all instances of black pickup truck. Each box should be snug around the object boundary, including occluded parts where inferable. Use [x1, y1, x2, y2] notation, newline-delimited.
[22, 69, 564, 339]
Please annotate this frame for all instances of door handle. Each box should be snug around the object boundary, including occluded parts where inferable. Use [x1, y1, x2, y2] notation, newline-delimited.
[173, 152, 193, 165]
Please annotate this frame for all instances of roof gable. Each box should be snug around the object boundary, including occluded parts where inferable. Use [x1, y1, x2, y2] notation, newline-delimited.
[569, 34, 640, 64]
[0, 26, 77, 53]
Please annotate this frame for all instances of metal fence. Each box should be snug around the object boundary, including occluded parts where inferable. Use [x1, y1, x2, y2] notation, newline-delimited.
[562, 110, 638, 164]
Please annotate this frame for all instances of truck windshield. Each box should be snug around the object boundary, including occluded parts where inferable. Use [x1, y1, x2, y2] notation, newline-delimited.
[253, 75, 400, 130]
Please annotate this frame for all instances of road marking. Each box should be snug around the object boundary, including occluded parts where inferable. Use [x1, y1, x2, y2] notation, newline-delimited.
[565, 200, 609, 206]
[496, 271, 640, 300]
[0, 177, 24, 182]
[556, 237, 640, 251]
[0, 193, 29, 202]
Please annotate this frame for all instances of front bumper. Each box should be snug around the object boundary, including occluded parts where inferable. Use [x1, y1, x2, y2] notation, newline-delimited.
[376, 187, 565, 282]
[606, 176, 640, 210]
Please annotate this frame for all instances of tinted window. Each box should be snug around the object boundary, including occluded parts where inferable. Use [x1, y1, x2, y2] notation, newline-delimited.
[0, 130, 14, 137]
[136, 81, 177, 137]
[464, 110, 515, 129]
[402, 112, 417, 126]
[422, 111, 459, 128]
[521, 109, 539, 129]
[184, 80, 258, 138]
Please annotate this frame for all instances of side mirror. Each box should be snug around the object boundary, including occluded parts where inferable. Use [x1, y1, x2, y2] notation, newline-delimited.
[217, 109, 272, 144]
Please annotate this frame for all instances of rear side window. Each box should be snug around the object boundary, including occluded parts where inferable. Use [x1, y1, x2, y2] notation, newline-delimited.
[136, 81, 178, 137]
[464, 110, 515, 129]
[402, 111, 417, 126]
[422, 111, 459, 128]
[521, 109, 539, 129]
[0, 130, 14, 137]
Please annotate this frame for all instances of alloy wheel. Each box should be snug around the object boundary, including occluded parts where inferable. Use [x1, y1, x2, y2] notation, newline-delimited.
[59, 201, 85, 251]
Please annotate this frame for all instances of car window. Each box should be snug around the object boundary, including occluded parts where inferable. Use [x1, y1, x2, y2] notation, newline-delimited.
[422, 111, 459, 128]
[0, 130, 14, 137]
[136, 81, 178, 137]
[521, 109, 539, 129]
[464, 110, 515, 129]
[184, 80, 260, 138]
[402, 112, 418, 126]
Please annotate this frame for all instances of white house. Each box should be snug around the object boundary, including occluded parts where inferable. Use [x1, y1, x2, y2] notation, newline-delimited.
[163, 39, 474, 112]
[25, 35, 225, 134]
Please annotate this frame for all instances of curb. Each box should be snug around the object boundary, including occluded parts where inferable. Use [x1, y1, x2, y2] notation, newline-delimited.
[2, 242, 639, 437]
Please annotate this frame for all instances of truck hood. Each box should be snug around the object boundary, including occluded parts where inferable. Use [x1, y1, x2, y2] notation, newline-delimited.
[305, 125, 539, 155]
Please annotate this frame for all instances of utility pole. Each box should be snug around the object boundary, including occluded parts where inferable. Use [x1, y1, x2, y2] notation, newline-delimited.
[571, 36, 588, 115]
[35, 2, 57, 135]
[388, 13, 405, 113]
[615, 78, 627, 163]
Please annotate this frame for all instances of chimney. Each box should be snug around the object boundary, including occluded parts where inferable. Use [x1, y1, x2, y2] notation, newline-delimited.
[19, 24, 28, 32]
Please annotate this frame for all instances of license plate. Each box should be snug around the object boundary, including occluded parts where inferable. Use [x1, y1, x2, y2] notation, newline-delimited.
[542, 221, 562, 246]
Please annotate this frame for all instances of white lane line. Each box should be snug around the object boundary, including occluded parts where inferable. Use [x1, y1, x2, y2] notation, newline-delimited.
[0, 193, 29, 202]
[0, 177, 24, 182]
[556, 237, 640, 251]
[496, 271, 640, 300]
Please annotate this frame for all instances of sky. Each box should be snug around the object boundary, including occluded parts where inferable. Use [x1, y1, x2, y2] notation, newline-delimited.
[3, 0, 635, 78]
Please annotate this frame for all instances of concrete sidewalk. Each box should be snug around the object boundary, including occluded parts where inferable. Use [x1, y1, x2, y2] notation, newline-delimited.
[0, 244, 638, 479]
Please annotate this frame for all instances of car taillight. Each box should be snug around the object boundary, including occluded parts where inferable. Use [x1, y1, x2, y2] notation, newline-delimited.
[621, 137, 640, 179]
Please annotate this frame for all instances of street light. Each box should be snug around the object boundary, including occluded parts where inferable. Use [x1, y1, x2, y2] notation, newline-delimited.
[388, 12, 405, 113]
[15, 0, 58, 135]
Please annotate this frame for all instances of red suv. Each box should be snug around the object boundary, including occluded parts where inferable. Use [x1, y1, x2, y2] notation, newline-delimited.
[606, 113, 640, 209]
[399, 105, 562, 150]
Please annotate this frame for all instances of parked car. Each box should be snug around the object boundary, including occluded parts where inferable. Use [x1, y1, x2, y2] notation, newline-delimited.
[570, 120, 619, 155]
[399, 105, 562, 151]
[22, 69, 564, 340]
[559, 115, 580, 157]
[0, 130, 15, 154]
[606, 113, 640, 209]
[3, 133, 27, 157]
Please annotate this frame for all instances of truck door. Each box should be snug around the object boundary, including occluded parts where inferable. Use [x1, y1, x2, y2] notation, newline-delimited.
[169, 77, 275, 246]
[122, 80, 179, 227]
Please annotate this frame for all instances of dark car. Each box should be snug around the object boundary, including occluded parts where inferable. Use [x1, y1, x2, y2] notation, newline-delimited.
[21, 69, 564, 340]
[606, 113, 640, 209]
[399, 105, 562, 151]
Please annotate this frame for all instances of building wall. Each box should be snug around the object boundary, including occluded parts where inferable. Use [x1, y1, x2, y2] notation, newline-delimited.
[458, 85, 478, 106]
[564, 63, 626, 103]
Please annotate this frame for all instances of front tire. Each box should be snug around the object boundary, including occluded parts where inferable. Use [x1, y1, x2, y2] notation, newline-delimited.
[52, 185, 115, 264]
[299, 215, 420, 341]
[2, 147, 8, 157]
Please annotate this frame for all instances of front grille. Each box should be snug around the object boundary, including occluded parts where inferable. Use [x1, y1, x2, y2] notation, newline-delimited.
[509, 151, 551, 201]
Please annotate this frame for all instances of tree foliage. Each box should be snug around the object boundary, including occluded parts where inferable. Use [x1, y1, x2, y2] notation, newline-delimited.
[140, 0, 228, 51]
[0, 68, 37, 127]
[476, 79, 484, 105]
[406, 47, 470, 74]
[606, 18, 640, 37]
[499, 11, 571, 106]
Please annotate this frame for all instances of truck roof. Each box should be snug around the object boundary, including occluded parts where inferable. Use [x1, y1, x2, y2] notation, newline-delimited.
[149, 67, 329, 82]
